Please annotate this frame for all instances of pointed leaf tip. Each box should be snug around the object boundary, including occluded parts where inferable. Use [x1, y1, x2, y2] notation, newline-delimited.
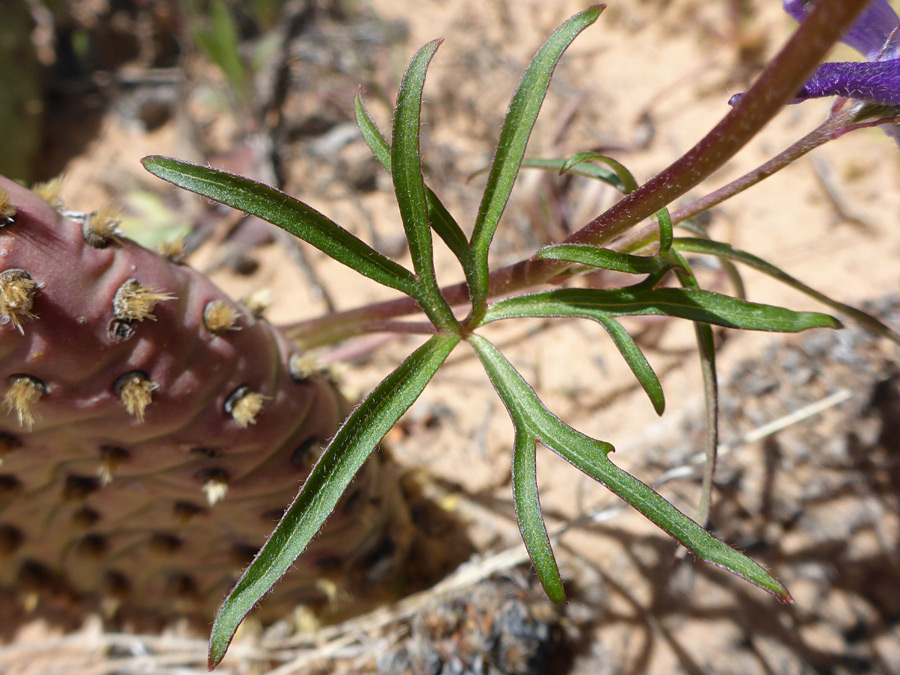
[141, 155, 419, 296]
[468, 4, 605, 311]
[207, 334, 459, 668]
[392, 37, 458, 328]
[470, 333, 791, 603]
[512, 434, 566, 604]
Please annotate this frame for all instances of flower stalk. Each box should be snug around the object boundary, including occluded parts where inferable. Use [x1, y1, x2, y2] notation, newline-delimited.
[288, 0, 874, 347]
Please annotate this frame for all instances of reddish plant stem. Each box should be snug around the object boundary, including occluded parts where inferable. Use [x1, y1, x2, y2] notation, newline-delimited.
[541, 0, 872, 262]
[612, 111, 900, 256]
[671, 118, 841, 226]
[672, 111, 900, 226]
[289, 0, 871, 348]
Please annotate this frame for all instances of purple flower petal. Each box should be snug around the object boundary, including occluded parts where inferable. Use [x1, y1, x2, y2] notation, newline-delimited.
[842, 0, 900, 60]
[882, 122, 900, 148]
[795, 59, 900, 106]
[783, 0, 900, 60]
[730, 2, 900, 148]
[782, 0, 810, 25]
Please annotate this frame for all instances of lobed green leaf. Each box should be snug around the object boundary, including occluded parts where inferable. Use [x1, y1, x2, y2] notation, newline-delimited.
[536, 243, 668, 275]
[472, 333, 609, 601]
[671, 251, 718, 526]
[354, 91, 473, 282]
[470, 334, 790, 603]
[557, 429, 790, 601]
[354, 91, 392, 168]
[482, 286, 842, 333]
[656, 206, 673, 255]
[670, 222, 746, 297]
[142, 156, 419, 296]
[557, 152, 672, 253]
[673, 237, 900, 344]
[391, 40, 457, 328]
[520, 157, 625, 191]
[513, 433, 566, 603]
[208, 333, 460, 668]
[593, 314, 665, 414]
[471, 333, 614, 454]
[468, 6, 604, 314]
[560, 151, 638, 192]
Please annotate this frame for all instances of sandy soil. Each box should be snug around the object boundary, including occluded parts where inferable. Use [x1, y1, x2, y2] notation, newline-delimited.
[2, 0, 899, 672]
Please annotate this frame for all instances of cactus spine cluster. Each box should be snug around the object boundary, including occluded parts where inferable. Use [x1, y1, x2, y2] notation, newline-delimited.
[0, 175, 411, 626]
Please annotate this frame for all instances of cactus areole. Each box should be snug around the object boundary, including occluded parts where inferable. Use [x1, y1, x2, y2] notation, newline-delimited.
[0, 176, 402, 624]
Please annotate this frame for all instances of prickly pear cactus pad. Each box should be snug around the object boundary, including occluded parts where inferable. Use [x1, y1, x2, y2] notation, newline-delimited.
[0, 176, 408, 625]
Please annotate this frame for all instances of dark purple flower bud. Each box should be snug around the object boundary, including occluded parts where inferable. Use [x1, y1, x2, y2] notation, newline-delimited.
[731, 1, 900, 146]
[795, 58, 900, 105]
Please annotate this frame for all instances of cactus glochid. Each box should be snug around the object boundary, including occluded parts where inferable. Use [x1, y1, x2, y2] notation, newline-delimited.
[0, 175, 432, 625]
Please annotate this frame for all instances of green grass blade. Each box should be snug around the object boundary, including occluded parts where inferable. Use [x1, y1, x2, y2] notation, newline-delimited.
[512, 433, 566, 604]
[594, 315, 665, 415]
[208, 333, 460, 669]
[142, 156, 418, 296]
[355, 91, 473, 275]
[482, 287, 842, 333]
[468, 6, 603, 313]
[392, 40, 457, 328]
[469, 334, 790, 602]
[673, 237, 900, 344]
[536, 243, 668, 275]
[192, 1, 248, 98]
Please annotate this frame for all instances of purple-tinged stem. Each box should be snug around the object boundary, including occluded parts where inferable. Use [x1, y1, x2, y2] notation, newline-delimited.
[606, 110, 900, 257]
[671, 111, 900, 226]
[289, 0, 871, 346]
[565, 0, 873, 247]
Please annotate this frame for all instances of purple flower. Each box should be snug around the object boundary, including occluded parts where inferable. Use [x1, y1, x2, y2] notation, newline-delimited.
[783, 0, 900, 108]
[728, 1, 900, 144]
[794, 59, 900, 106]
[783, 0, 899, 62]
